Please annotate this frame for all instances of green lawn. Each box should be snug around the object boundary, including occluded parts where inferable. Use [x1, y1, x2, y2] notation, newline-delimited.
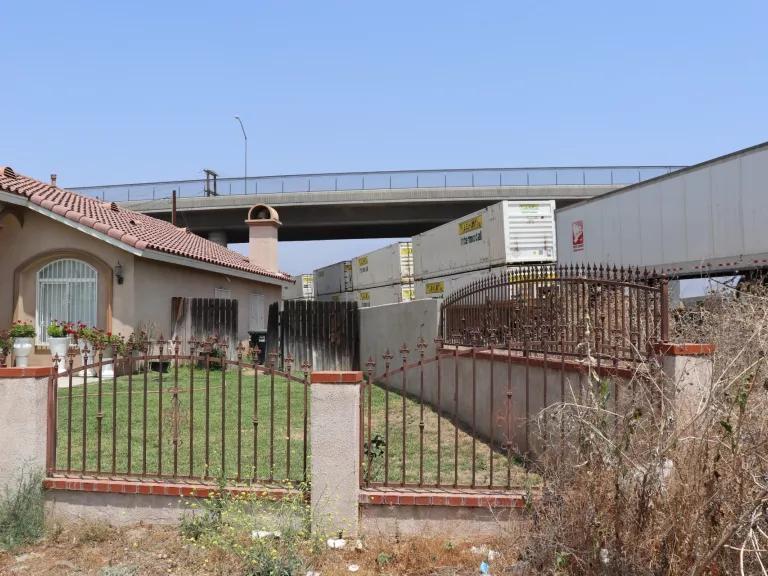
[55, 365, 308, 483]
[55, 365, 532, 488]
[363, 384, 532, 488]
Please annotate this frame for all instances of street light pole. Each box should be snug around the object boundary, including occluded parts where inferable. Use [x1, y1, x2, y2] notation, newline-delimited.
[234, 116, 248, 194]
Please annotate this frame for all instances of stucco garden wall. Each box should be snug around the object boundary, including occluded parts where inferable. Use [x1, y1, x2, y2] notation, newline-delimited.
[378, 350, 619, 456]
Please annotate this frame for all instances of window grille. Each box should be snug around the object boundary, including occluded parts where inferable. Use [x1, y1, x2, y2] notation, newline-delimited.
[36, 259, 98, 344]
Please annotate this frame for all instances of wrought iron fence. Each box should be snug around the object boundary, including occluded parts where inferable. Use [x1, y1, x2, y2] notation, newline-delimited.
[360, 340, 541, 490]
[46, 337, 310, 486]
[359, 336, 631, 490]
[440, 264, 669, 364]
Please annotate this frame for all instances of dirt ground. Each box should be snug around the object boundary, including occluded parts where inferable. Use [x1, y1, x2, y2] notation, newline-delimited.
[0, 522, 526, 575]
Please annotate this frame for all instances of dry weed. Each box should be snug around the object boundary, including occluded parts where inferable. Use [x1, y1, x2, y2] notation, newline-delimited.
[526, 288, 768, 575]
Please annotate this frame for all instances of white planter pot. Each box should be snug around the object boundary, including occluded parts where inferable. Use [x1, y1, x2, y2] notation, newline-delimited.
[12, 337, 34, 368]
[48, 337, 70, 373]
[101, 345, 115, 379]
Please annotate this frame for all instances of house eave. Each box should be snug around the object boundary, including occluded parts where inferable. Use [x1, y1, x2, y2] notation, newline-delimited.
[0, 190, 291, 286]
[140, 249, 292, 286]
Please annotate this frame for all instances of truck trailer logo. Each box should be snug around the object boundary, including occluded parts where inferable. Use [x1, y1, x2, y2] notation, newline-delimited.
[458, 215, 483, 245]
[458, 215, 482, 235]
[572, 220, 584, 252]
[425, 281, 444, 295]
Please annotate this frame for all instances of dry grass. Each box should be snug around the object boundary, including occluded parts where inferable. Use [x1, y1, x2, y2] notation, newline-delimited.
[525, 287, 768, 575]
[0, 521, 525, 575]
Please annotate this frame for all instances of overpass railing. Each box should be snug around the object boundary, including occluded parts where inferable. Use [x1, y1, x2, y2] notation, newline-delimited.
[69, 166, 684, 203]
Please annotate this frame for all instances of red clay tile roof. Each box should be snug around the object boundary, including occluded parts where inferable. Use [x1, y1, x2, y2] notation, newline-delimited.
[0, 166, 290, 282]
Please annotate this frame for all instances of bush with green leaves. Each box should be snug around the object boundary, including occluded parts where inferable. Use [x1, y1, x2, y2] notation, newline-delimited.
[0, 469, 45, 550]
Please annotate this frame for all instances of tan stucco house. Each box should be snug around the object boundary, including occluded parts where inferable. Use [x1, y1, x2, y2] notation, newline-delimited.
[0, 166, 291, 365]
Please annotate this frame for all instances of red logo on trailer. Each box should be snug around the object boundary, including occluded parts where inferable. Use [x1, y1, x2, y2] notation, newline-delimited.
[572, 220, 584, 251]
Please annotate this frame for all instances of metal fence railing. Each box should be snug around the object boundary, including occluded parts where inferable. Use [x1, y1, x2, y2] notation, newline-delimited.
[47, 338, 310, 486]
[440, 264, 669, 364]
[361, 342, 537, 490]
[69, 165, 685, 203]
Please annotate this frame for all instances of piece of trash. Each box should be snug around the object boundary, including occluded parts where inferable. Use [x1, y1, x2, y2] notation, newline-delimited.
[600, 548, 610, 565]
[480, 560, 490, 574]
[327, 538, 347, 549]
[306, 572, 321, 576]
[252, 530, 281, 539]
[471, 546, 499, 561]
[348, 565, 360, 573]
[354, 539, 364, 551]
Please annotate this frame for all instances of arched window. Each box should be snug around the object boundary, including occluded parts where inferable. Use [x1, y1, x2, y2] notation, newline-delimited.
[36, 259, 98, 344]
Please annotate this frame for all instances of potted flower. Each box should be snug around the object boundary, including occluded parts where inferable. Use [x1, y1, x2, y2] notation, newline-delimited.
[73, 323, 98, 376]
[100, 331, 125, 379]
[9, 321, 36, 367]
[127, 329, 150, 372]
[47, 320, 72, 372]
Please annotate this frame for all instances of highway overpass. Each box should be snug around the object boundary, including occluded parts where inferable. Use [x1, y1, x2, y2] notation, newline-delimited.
[70, 166, 683, 242]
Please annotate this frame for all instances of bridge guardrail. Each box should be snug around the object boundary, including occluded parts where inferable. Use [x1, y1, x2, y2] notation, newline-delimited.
[70, 166, 685, 203]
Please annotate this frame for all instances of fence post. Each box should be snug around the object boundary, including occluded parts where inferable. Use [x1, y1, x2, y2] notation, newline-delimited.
[310, 370, 362, 537]
[0, 366, 52, 492]
[654, 343, 715, 425]
[660, 275, 670, 342]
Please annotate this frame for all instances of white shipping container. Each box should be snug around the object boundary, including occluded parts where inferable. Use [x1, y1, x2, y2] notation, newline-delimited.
[414, 265, 552, 300]
[555, 143, 768, 277]
[413, 200, 556, 280]
[414, 269, 492, 300]
[316, 291, 357, 303]
[352, 241, 413, 290]
[313, 261, 354, 296]
[282, 274, 314, 300]
[357, 283, 415, 308]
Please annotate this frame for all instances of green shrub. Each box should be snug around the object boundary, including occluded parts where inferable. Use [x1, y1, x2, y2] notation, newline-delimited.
[0, 469, 45, 550]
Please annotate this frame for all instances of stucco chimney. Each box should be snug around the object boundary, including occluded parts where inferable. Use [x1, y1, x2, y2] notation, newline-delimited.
[246, 204, 281, 271]
[50, 174, 57, 187]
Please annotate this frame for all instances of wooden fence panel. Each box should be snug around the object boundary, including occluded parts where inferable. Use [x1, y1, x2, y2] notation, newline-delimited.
[274, 300, 359, 371]
[172, 298, 238, 357]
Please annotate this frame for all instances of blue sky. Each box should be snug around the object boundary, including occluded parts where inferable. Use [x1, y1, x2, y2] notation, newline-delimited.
[2, 1, 767, 275]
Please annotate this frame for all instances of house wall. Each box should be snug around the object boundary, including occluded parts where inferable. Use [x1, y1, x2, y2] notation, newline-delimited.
[0, 209, 135, 351]
[0, 206, 282, 365]
[131, 255, 281, 345]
